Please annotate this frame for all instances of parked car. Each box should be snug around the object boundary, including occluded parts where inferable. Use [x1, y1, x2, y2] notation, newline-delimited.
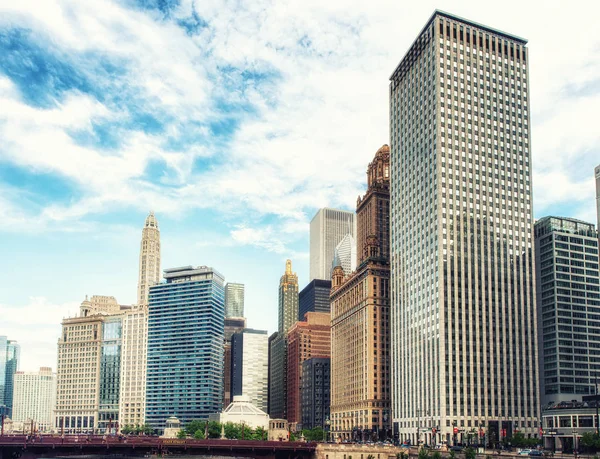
[519, 450, 532, 455]
[450, 446, 464, 452]
[529, 451, 543, 456]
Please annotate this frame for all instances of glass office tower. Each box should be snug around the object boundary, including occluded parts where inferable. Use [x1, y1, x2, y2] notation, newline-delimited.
[0, 337, 20, 418]
[146, 266, 225, 432]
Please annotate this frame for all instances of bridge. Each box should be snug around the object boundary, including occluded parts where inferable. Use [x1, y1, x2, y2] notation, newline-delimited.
[0, 435, 318, 459]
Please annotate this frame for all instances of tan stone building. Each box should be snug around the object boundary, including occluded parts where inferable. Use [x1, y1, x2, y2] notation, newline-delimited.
[286, 312, 331, 429]
[330, 145, 391, 441]
[55, 296, 127, 433]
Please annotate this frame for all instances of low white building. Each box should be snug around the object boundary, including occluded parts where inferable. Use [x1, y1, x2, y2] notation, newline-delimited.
[209, 395, 269, 430]
[12, 367, 56, 432]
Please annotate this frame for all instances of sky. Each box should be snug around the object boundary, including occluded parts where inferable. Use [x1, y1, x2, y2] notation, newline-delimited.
[0, 0, 599, 372]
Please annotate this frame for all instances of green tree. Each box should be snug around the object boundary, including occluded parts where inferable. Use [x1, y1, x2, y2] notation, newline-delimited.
[121, 425, 132, 435]
[177, 429, 187, 439]
[254, 426, 267, 441]
[432, 451, 442, 459]
[224, 422, 241, 439]
[193, 429, 205, 440]
[186, 420, 206, 437]
[207, 421, 222, 439]
[449, 450, 456, 459]
[141, 423, 154, 435]
[580, 432, 600, 451]
[418, 447, 430, 459]
[465, 447, 476, 459]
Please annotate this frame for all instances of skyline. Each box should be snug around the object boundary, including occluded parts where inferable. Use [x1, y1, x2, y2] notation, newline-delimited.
[1, 0, 599, 372]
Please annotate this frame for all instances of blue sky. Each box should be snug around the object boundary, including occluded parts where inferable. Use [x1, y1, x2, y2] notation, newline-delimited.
[0, 0, 599, 371]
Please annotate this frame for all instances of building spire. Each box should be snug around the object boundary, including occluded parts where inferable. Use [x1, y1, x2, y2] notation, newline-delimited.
[137, 211, 161, 306]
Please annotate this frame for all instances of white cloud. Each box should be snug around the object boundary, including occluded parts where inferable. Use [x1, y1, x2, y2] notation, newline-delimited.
[0, 297, 81, 371]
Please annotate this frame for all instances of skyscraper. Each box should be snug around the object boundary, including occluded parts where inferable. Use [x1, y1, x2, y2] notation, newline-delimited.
[225, 283, 245, 318]
[330, 145, 391, 441]
[310, 208, 356, 281]
[268, 260, 299, 420]
[12, 367, 56, 432]
[596, 165, 600, 238]
[137, 211, 161, 306]
[120, 213, 160, 429]
[146, 266, 225, 431]
[298, 279, 332, 321]
[331, 233, 357, 278]
[224, 317, 247, 408]
[231, 329, 269, 412]
[301, 357, 331, 430]
[286, 312, 331, 429]
[534, 217, 600, 407]
[0, 337, 20, 418]
[390, 11, 539, 444]
[55, 296, 126, 434]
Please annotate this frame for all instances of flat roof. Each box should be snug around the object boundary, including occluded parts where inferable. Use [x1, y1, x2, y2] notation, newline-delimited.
[390, 10, 527, 81]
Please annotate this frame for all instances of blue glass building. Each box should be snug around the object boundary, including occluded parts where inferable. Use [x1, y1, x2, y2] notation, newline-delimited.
[146, 266, 225, 432]
[98, 316, 122, 432]
[0, 336, 20, 418]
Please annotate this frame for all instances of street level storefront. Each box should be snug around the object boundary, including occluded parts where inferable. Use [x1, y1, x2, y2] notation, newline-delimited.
[542, 401, 600, 452]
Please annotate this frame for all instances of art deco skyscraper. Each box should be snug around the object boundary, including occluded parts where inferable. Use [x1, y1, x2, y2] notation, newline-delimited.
[137, 211, 161, 306]
[310, 208, 356, 281]
[330, 145, 391, 441]
[390, 11, 539, 445]
[268, 260, 299, 419]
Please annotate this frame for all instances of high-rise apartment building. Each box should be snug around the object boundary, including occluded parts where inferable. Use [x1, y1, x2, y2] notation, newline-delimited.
[330, 145, 391, 441]
[120, 213, 160, 429]
[224, 317, 247, 407]
[534, 217, 600, 407]
[286, 312, 331, 429]
[301, 357, 331, 430]
[390, 11, 539, 444]
[55, 296, 126, 433]
[0, 337, 20, 418]
[268, 260, 299, 419]
[12, 367, 56, 432]
[596, 165, 600, 238]
[225, 283, 245, 318]
[231, 329, 269, 412]
[137, 211, 161, 306]
[146, 266, 225, 431]
[298, 279, 332, 321]
[310, 208, 356, 281]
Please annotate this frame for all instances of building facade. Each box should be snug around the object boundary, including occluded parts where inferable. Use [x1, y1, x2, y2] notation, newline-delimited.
[332, 233, 357, 279]
[268, 260, 299, 419]
[287, 312, 331, 429]
[146, 266, 225, 431]
[12, 367, 56, 432]
[596, 165, 600, 238]
[231, 329, 269, 412]
[301, 357, 331, 430]
[534, 217, 600, 407]
[330, 145, 391, 442]
[225, 283, 245, 318]
[268, 331, 287, 419]
[55, 296, 125, 434]
[299, 279, 332, 321]
[0, 336, 20, 418]
[310, 208, 356, 281]
[390, 11, 539, 444]
[137, 211, 161, 306]
[224, 317, 247, 407]
[98, 315, 123, 432]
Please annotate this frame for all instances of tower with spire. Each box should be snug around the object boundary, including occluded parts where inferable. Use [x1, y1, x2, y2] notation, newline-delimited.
[137, 211, 161, 306]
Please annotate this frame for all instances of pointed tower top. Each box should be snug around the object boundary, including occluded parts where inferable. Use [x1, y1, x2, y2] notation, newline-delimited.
[145, 211, 159, 229]
[285, 259, 292, 274]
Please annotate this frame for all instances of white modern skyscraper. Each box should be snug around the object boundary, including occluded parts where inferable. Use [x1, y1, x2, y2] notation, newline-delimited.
[137, 211, 161, 306]
[12, 367, 56, 432]
[225, 283, 245, 318]
[310, 208, 356, 281]
[390, 11, 539, 444]
[231, 329, 269, 412]
[331, 233, 357, 277]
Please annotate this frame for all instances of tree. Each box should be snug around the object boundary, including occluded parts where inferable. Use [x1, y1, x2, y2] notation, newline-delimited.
[207, 421, 222, 439]
[254, 426, 267, 441]
[302, 428, 325, 441]
[224, 422, 241, 439]
[186, 420, 206, 437]
[418, 447, 430, 459]
[193, 429, 206, 440]
[432, 451, 442, 459]
[465, 447, 476, 459]
[121, 425, 132, 435]
[176, 429, 187, 439]
[580, 432, 600, 451]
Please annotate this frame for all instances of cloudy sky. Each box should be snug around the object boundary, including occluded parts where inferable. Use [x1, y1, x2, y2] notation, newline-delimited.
[0, 0, 599, 371]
